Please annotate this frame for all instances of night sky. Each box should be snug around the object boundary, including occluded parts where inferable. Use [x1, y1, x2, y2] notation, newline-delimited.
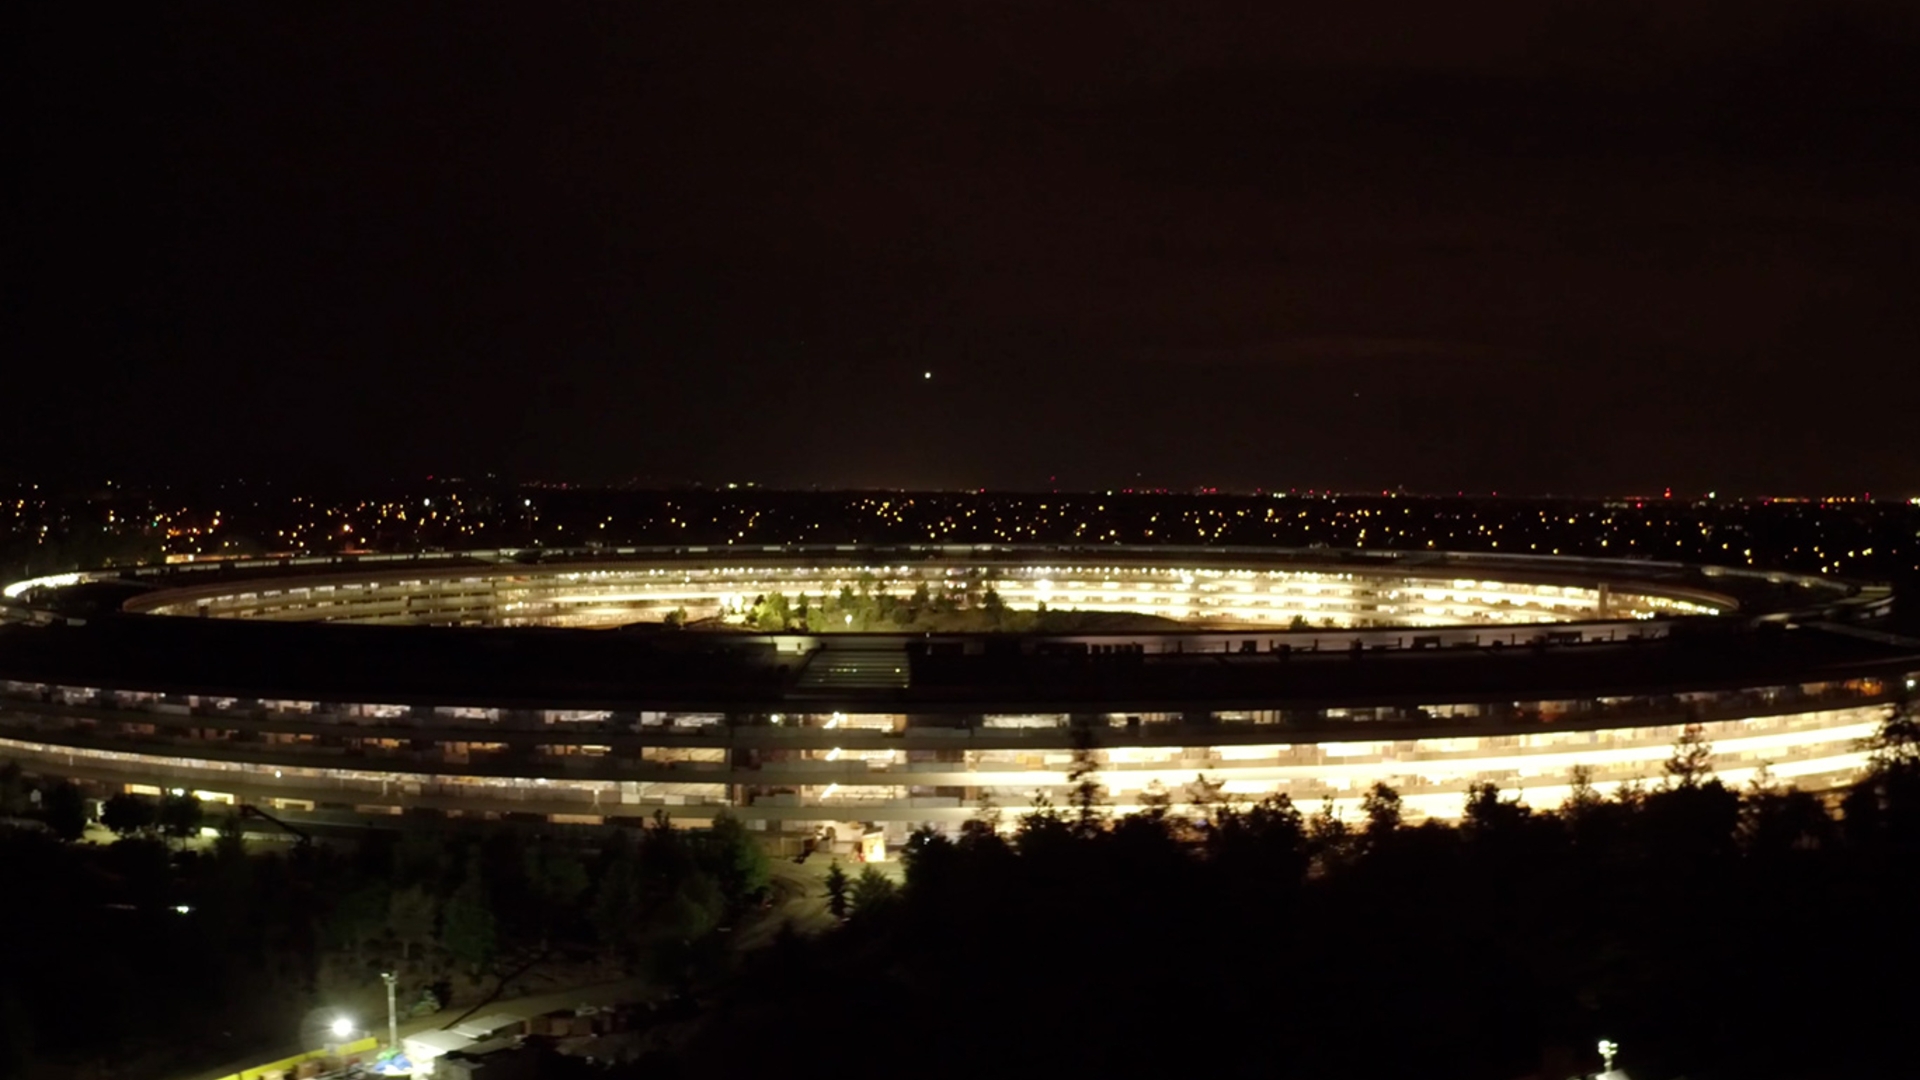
[14, 2, 1920, 494]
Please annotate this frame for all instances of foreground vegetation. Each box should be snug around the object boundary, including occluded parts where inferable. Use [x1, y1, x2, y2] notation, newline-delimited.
[7, 716, 1920, 1079]
[0, 794, 768, 1079]
[673, 720, 1920, 1080]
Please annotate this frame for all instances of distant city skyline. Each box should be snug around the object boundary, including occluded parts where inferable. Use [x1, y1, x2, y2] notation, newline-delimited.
[6, 485, 1917, 584]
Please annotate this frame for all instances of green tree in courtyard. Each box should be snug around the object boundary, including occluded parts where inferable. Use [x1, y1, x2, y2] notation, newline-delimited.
[157, 792, 203, 845]
[213, 811, 246, 862]
[42, 782, 87, 841]
[443, 853, 498, 975]
[525, 842, 590, 951]
[101, 793, 156, 837]
[850, 865, 899, 915]
[329, 880, 393, 967]
[389, 885, 440, 963]
[702, 811, 771, 908]
[980, 586, 1008, 626]
[658, 869, 725, 943]
[589, 836, 644, 955]
[824, 860, 850, 920]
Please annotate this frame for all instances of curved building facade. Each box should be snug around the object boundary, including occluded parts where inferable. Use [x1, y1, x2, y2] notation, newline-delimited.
[1, 545, 1913, 849]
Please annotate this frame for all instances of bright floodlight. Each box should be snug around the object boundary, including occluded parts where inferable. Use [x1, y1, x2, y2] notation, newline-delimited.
[331, 1016, 355, 1039]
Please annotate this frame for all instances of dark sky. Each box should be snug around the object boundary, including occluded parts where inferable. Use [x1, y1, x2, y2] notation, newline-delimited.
[13, 2, 1920, 494]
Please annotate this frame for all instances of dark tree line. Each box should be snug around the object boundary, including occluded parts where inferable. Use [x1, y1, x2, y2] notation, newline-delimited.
[672, 720, 1920, 1080]
[0, 804, 768, 1080]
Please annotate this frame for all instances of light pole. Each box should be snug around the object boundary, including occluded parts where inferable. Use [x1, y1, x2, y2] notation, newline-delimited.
[381, 971, 399, 1052]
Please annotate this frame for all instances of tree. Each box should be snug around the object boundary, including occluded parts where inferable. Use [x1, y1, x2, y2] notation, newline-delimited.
[658, 870, 724, 943]
[0, 762, 26, 816]
[443, 854, 498, 975]
[1206, 795, 1309, 886]
[1067, 726, 1105, 836]
[980, 587, 1008, 625]
[524, 843, 590, 951]
[395, 828, 452, 890]
[42, 782, 87, 842]
[589, 837, 643, 954]
[1664, 723, 1715, 788]
[824, 860, 850, 920]
[1863, 708, 1920, 774]
[700, 812, 771, 909]
[1186, 773, 1229, 821]
[958, 794, 1011, 863]
[1288, 614, 1311, 631]
[1137, 780, 1172, 821]
[1361, 782, 1403, 845]
[389, 885, 440, 963]
[1564, 764, 1604, 816]
[1742, 785, 1834, 855]
[662, 607, 688, 628]
[157, 792, 203, 844]
[900, 826, 958, 892]
[850, 865, 899, 915]
[1461, 781, 1530, 838]
[1015, 794, 1074, 858]
[100, 793, 156, 837]
[1305, 795, 1352, 874]
[330, 880, 394, 965]
[213, 811, 246, 862]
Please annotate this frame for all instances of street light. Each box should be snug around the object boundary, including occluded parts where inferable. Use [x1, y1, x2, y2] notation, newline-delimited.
[381, 971, 399, 1051]
[330, 1016, 355, 1040]
[1597, 1038, 1619, 1071]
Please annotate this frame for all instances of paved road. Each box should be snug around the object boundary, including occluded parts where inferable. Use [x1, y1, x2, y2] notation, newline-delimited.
[173, 976, 654, 1080]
